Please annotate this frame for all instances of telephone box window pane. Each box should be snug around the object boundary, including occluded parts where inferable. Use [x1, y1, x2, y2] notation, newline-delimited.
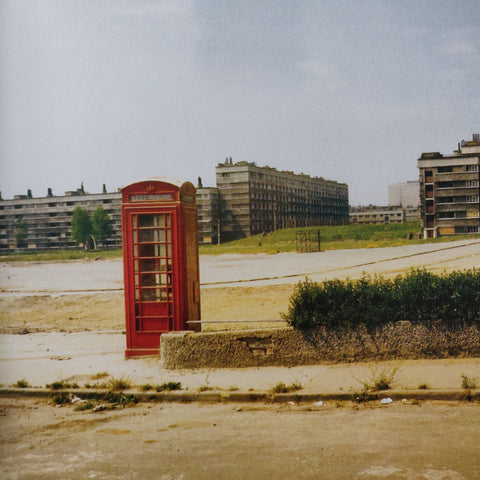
[140, 273, 157, 286]
[140, 244, 155, 257]
[141, 289, 157, 301]
[139, 259, 153, 271]
[139, 229, 155, 242]
[138, 216, 153, 227]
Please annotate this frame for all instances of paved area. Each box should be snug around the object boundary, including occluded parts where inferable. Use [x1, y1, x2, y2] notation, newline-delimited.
[1, 332, 479, 397]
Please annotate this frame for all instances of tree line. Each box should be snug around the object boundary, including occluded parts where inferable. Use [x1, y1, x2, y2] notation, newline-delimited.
[71, 206, 114, 249]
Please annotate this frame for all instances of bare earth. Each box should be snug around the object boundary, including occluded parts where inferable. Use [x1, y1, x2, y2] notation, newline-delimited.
[1, 397, 480, 480]
[0, 285, 293, 334]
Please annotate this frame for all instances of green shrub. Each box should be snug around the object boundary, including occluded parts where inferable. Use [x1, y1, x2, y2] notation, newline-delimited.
[283, 269, 480, 331]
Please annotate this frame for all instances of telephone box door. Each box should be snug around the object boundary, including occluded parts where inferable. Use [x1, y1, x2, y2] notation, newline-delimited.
[125, 209, 178, 355]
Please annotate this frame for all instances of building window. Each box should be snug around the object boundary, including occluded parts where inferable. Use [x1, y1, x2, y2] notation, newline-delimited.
[438, 166, 453, 173]
[467, 195, 479, 203]
[466, 165, 479, 172]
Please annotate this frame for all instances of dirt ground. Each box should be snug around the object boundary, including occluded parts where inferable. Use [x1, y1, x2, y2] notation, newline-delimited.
[1, 397, 480, 480]
[0, 285, 293, 334]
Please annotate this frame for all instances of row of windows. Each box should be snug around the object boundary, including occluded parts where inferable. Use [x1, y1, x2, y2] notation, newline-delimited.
[436, 195, 479, 204]
[434, 164, 479, 173]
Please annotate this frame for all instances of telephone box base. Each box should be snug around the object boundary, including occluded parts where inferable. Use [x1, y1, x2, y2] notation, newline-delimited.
[125, 348, 160, 358]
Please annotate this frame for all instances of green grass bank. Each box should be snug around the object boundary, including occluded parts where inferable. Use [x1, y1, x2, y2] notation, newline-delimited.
[2, 222, 480, 262]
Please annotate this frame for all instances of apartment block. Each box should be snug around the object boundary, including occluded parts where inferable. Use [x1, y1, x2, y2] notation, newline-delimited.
[0, 160, 349, 250]
[388, 181, 420, 208]
[215, 159, 349, 241]
[196, 180, 220, 244]
[0, 185, 122, 252]
[418, 134, 480, 238]
[349, 206, 405, 225]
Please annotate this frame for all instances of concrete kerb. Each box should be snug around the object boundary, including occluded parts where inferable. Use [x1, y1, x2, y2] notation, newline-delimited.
[1, 387, 479, 404]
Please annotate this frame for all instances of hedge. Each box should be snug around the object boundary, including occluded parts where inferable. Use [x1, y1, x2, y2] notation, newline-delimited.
[282, 269, 480, 331]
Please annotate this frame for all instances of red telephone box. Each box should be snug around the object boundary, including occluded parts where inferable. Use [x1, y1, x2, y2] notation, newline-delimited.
[121, 178, 201, 357]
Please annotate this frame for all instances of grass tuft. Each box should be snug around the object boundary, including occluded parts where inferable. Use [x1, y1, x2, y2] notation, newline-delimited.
[108, 376, 132, 391]
[156, 382, 182, 392]
[271, 381, 303, 394]
[461, 374, 478, 390]
[12, 378, 30, 388]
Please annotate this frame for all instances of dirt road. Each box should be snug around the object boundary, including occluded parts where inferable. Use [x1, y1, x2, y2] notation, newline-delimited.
[1, 397, 479, 480]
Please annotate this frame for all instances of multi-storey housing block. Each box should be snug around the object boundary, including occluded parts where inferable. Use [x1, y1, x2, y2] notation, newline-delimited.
[388, 181, 420, 208]
[0, 185, 122, 252]
[418, 134, 480, 238]
[0, 160, 349, 250]
[349, 206, 405, 225]
[215, 159, 349, 241]
[196, 181, 221, 244]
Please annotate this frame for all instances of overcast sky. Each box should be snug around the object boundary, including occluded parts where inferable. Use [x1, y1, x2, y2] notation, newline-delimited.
[0, 0, 478, 205]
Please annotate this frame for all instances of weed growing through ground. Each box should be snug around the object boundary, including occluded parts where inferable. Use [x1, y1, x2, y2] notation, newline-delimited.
[103, 391, 137, 407]
[46, 380, 79, 390]
[357, 364, 400, 392]
[51, 392, 70, 405]
[12, 378, 30, 388]
[156, 382, 182, 392]
[271, 382, 303, 394]
[140, 384, 154, 391]
[418, 383, 429, 390]
[461, 374, 478, 390]
[352, 389, 370, 403]
[107, 376, 132, 391]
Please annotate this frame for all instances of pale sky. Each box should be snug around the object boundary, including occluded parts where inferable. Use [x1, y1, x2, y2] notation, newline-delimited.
[0, 0, 479, 205]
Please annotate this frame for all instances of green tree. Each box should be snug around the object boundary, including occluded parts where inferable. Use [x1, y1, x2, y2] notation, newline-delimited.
[71, 207, 92, 248]
[92, 207, 113, 247]
[14, 216, 28, 248]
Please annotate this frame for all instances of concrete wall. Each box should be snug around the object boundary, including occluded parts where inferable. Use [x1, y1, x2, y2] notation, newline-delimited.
[160, 324, 480, 369]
